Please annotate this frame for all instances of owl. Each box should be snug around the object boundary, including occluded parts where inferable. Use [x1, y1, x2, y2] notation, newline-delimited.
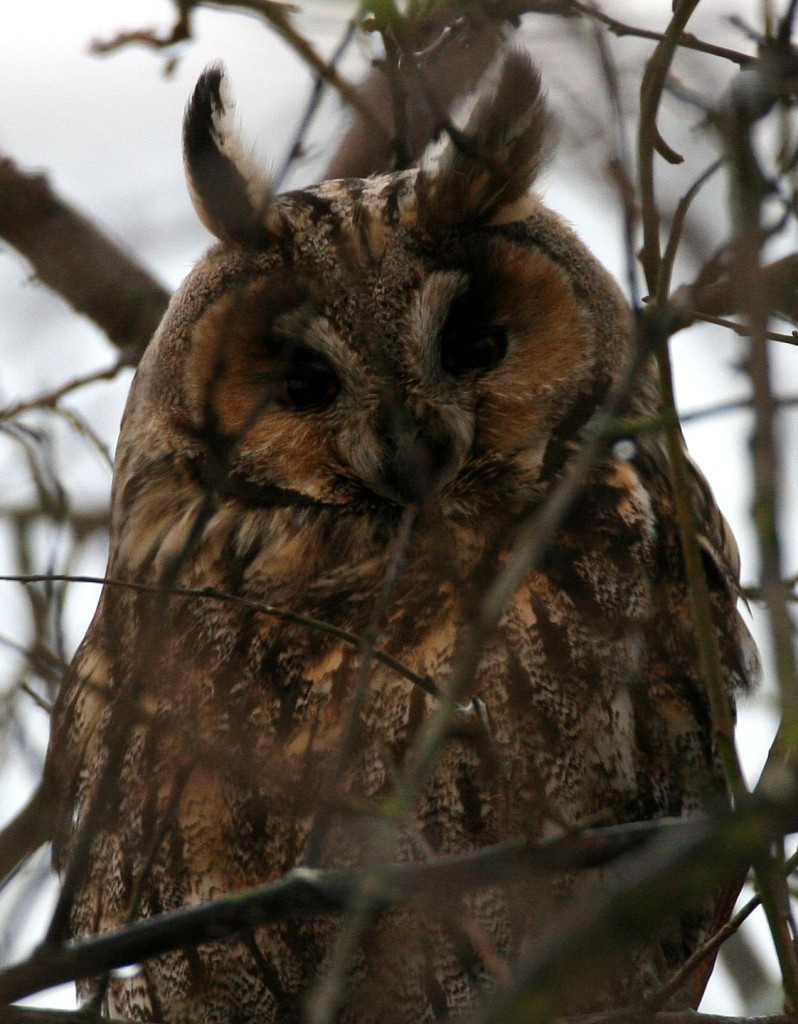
[45, 52, 756, 1023]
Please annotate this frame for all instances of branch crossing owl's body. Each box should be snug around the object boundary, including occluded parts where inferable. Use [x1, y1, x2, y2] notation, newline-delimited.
[46, 55, 756, 1022]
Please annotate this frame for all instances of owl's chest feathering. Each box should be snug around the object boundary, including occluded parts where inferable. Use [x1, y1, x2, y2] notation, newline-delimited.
[40, 51, 756, 1021]
[87, 463, 703, 859]
[52, 443, 736, 1021]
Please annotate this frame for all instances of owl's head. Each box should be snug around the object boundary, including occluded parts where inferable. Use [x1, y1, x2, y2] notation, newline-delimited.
[118, 54, 633, 532]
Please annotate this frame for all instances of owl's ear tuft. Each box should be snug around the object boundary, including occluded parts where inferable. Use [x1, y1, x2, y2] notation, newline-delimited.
[183, 63, 273, 245]
[416, 52, 550, 230]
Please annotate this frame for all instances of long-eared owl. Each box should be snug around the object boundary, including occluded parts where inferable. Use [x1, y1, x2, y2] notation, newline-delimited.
[45, 51, 756, 1022]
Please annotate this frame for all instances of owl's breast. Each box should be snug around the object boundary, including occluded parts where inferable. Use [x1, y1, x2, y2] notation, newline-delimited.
[54, 459, 734, 1020]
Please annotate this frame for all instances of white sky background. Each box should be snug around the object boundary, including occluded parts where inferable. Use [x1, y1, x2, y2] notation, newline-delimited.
[0, 0, 796, 1014]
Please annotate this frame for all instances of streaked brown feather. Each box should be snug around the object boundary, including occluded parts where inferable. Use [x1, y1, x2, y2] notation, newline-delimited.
[45, 52, 756, 1024]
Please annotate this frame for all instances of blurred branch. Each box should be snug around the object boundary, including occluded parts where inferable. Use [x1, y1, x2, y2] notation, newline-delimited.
[722, 3, 798, 1005]
[635, 4, 749, 794]
[0, 157, 169, 360]
[0, 361, 130, 425]
[5, 1012, 798, 1024]
[6, 1008, 798, 1024]
[644, 849, 798, 1011]
[0, 784, 57, 895]
[744, 572, 798, 602]
[90, 3, 193, 53]
[473, 791, 798, 1023]
[209, 0, 392, 148]
[672, 253, 798, 336]
[0, 507, 108, 538]
[300, 506, 420, 998]
[92, 0, 392, 153]
[3, 806, 797, 1008]
[681, 396, 798, 423]
[274, 15, 359, 187]
[325, 4, 507, 178]
[655, 319, 747, 779]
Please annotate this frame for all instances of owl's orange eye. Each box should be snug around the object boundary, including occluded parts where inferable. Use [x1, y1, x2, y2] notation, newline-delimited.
[277, 356, 340, 411]
[442, 326, 508, 377]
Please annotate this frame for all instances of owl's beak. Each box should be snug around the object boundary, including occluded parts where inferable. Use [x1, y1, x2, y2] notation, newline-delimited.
[369, 401, 460, 506]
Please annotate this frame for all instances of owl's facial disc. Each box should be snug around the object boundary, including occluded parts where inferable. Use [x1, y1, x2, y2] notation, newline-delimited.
[357, 396, 464, 506]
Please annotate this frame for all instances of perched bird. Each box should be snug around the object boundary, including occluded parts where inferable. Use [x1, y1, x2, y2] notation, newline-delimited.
[46, 52, 756, 1023]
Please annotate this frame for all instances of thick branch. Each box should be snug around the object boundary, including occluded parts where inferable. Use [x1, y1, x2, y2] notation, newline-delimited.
[672, 254, 798, 327]
[0, 784, 56, 892]
[0, 157, 170, 359]
[0, 819, 713, 1005]
[474, 794, 798, 1022]
[3, 801, 798, 1009]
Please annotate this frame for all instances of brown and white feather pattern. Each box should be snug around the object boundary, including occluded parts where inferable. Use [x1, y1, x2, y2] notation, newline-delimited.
[46, 54, 756, 1023]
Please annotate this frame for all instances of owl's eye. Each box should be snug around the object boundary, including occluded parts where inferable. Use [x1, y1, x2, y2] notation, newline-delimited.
[276, 355, 340, 411]
[441, 326, 508, 377]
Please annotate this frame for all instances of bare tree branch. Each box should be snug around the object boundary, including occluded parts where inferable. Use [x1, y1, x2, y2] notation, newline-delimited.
[672, 254, 798, 332]
[3, 797, 798, 1012]
[473, 794, 798, 1023]
[0, 785, 56, 896]
[0, 362, 130, 425]
[0, 158, 170, 359]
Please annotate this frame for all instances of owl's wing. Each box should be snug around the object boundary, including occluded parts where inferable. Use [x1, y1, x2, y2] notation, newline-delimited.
[46, 608, 115, 871]
[688, 455, 740, 593]
[686, 450, 759, 696]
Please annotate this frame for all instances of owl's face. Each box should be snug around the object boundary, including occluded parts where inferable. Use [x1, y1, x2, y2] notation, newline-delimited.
[122, 56, 632, 535]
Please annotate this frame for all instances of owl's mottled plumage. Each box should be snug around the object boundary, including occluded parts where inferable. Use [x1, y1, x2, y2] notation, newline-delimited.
[46, 54, 755, 1023]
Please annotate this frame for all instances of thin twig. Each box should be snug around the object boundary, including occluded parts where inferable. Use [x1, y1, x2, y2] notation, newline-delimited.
[688, 311, 798, 345]
[679, 394, 798, 422]
[659, 160, 724, 300]
[0, 785, 57, 895]
[0, 361, 129, 424]
[653, 325, 747, 798]
[301, 509, 422, 1024]
[0, 573, 440, 701]
[206, 0, 392, 150]
[640, 848, 798, 1011]
[468, 793, 798, 1023]
[638, 0, 702, 292]
[273, 14, 360, 189]
[721, 28, 798, 1002]
[571, 2, 752, 66]
[638, 0, 747, 802]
